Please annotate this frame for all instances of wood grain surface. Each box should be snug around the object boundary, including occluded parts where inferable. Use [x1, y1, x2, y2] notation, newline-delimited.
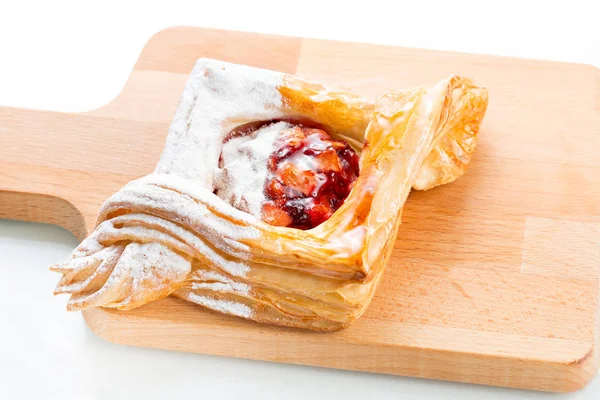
[1, 26, 599, 392]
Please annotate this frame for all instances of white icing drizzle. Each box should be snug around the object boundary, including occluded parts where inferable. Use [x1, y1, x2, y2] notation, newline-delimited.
[215, 121, 292, 217]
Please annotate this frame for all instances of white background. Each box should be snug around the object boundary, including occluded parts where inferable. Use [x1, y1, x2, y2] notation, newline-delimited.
[1, 1, 599, 399]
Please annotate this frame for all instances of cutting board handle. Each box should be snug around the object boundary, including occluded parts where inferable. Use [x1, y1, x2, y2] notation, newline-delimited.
[0, 106, 89, 240]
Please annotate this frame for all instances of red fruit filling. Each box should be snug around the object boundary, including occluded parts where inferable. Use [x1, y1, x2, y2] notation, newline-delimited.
[262, 125, 359, 230]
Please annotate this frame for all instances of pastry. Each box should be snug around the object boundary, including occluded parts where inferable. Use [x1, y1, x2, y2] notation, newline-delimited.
[51, 58, 488, 331]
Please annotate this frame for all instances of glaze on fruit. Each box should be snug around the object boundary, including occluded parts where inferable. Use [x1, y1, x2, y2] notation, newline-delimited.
[262, 125, 359, 229]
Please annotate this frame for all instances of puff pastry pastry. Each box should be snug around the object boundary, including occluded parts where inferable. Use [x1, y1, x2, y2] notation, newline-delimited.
[51, 58, 488, 331]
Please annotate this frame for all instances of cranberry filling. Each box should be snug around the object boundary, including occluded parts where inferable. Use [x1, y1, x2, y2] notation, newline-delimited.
[262, 126, 359, 229]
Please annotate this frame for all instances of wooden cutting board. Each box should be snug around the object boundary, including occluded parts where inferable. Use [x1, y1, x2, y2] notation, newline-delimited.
[1, 26, 599, 392]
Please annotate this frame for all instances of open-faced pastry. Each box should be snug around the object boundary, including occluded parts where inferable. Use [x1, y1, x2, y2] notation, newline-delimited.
[51, 59, 488, 331]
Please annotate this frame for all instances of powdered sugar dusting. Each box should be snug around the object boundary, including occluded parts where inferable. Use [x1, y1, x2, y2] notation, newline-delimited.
[191, 269, 251, 294]
[186, 293, 253, 318]
[65, 241, 191, 311]
[156, 58, 286, 189]
[95, 212, 251, 277]
[111, 242, 190, 308]
[102, 176, 256, 240]
[215, 121, 291, 217]
[126, 242, 190, 290]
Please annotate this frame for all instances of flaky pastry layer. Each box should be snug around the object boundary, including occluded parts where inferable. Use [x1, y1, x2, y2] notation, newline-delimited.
[51, 59, 488, 331]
